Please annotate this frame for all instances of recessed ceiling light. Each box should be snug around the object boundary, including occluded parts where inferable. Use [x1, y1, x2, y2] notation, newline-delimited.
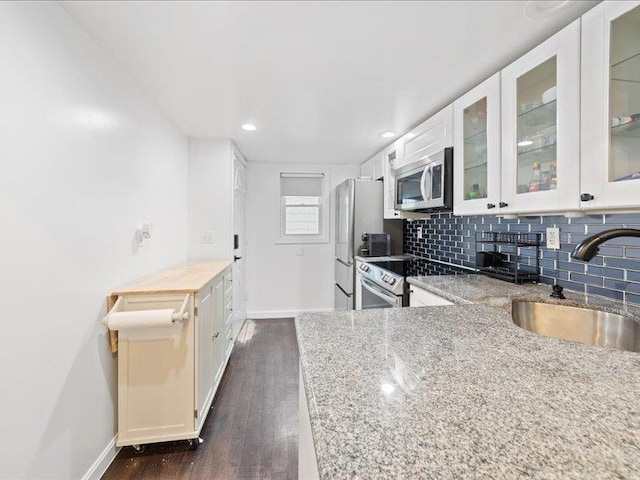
[241, 123, 257, 132]
[517, 140, 534, 147]
[381, 131, 395, 139]
[525, 0, 573, 18]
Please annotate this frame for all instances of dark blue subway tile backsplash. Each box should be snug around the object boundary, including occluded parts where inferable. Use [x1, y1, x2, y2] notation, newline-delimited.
[403, 212, 640, 306]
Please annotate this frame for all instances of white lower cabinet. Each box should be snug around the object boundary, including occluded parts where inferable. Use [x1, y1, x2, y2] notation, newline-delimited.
[299, 365, 320, 480]
[197, 267, 233, 433]
[409, 286, 453, 307]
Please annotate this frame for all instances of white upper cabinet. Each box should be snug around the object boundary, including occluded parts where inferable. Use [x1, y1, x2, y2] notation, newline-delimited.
[500, 19, 581, 215]
[581, 0, 640, 210]
[360, 157, 373, 179]
[382, 140, 402, 219]
[453, 73, 501, 216]
[397, 104, 454, 170]
[360, 152, 383, 180]
[372, 151, 384, 180]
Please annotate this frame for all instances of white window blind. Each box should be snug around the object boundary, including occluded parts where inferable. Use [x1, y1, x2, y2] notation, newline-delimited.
[280, 173, 324, 236]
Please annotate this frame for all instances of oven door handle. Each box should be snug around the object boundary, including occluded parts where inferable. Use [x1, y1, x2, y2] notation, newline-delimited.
[361, 278, 398, 306]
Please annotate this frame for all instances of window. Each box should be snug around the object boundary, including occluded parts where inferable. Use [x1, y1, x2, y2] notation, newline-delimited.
[278, 172, 328, 244]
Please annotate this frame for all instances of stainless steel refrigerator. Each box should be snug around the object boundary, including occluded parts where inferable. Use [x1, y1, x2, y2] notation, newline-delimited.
[335, 179, 383, 310]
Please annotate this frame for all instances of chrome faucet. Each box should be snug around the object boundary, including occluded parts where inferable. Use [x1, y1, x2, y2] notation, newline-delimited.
[571, 228, 640, 261]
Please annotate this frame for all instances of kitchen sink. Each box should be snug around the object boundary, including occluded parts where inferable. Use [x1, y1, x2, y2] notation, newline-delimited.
[512, 301, 640, 352]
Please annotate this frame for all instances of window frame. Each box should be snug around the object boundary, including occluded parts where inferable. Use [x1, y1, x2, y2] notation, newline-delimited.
[276, 171, 330, 245]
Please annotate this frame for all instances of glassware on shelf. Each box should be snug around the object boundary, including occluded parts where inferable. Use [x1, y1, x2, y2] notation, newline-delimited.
[516, 56, 557, 193]
[609, 4, 640, 183]
[463, 97, 489, 200]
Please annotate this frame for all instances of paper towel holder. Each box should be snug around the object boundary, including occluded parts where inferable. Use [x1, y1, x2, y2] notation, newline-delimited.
[103, 294, 191, 328]
[173, 294, 190, 322]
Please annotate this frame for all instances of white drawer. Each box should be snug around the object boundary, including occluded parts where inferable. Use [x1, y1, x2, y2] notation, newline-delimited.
[409, 286, 453, 307]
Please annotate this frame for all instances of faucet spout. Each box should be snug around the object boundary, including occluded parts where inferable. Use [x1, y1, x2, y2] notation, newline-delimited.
[571, 228, 640, 261]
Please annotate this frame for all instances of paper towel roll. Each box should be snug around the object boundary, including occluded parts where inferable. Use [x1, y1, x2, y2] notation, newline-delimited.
[106, 309, 175, 330]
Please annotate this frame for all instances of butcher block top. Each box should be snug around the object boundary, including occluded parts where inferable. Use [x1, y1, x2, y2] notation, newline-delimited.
[112, 260, 232, 296]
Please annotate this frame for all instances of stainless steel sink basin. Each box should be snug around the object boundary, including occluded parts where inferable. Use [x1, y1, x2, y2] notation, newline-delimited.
[512, 301, 640, 352]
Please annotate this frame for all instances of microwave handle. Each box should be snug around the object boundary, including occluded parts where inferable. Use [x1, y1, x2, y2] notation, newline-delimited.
[420, 164, 432, 201]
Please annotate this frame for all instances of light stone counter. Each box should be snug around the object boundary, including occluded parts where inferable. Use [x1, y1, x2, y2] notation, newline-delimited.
[296, 279, 640, 479]
[407, 274, 640, 319]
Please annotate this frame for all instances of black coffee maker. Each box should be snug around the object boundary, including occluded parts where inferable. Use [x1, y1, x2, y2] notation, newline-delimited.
[360, 233, 391, 257]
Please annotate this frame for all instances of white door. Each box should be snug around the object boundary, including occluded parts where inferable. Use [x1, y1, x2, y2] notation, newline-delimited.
[500, 19, 581, 215]
[581, 0, 640, 210]
[233, 152, 247, 340]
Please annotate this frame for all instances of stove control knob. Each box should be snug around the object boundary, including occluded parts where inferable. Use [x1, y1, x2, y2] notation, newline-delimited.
[388, 278, 396, 285]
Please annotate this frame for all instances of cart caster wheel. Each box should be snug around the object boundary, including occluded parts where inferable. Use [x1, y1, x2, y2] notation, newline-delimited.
[132, 444, 146, 454]
[187, 438, 202, 450]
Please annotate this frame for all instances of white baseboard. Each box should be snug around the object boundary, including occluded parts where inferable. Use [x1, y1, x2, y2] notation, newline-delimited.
[82, 435, 120, 480]
[247, 308, 334, 319]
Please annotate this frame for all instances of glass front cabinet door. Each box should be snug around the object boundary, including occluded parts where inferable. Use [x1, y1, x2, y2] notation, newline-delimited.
[383, 141, 402, 219]
[453, 72, 501, 215]
[581, 0, 640, 210]
[500, 19, 581, 215]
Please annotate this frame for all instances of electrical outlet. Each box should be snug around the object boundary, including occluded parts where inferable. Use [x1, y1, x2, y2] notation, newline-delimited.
[418, 226, 423, 239]
[546, 227, 560, 249]
[200, 231, 214, 244]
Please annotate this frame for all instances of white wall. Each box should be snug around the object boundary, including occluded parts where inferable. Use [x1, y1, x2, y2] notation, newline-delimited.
[246, 162, 359, 317]
[187, 139, 234, 261]
[0, 3, 188, 479]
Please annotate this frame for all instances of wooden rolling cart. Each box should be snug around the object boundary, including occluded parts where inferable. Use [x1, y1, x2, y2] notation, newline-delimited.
[104, 261, 233, 452]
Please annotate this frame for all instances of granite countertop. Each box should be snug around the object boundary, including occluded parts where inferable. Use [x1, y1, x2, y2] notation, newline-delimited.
[296, 306, 640, 479]
[407, 274, 640, 319]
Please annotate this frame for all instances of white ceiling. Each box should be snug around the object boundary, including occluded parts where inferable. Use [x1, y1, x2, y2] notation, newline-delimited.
[60, 0, 598, 165]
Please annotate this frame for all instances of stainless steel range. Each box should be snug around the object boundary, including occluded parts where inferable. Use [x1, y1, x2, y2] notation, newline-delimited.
[355, 256, 472, 309]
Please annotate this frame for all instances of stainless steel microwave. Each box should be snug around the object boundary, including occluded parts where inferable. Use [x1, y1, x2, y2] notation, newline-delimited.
[395, 147, 453, 212]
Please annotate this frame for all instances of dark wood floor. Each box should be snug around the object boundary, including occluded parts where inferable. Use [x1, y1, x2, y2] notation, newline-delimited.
[102, 318, 299, 480]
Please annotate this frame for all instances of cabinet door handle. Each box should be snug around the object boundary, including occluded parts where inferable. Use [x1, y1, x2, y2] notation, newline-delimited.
[499, 202, 508, 208]
[580, 193, 594, 202]
[487, 203, 496, 209]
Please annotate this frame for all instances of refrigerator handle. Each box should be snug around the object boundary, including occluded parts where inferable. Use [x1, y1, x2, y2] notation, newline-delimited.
[336, 258, 352, 267]
[335, 283, 352, 297]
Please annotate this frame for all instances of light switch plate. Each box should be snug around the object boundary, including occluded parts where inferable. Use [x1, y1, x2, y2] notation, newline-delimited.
[418, 227, 424, 239]
[546, 227, 560, 249]
[200, 231, 214, 244]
